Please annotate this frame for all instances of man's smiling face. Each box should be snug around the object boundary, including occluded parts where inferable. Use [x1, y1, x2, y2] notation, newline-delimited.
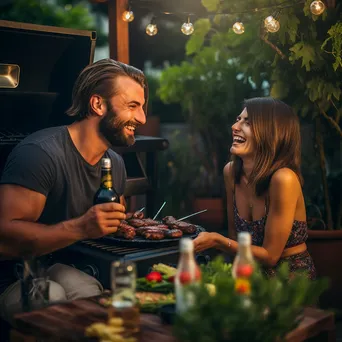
[99, 76, 146, 147]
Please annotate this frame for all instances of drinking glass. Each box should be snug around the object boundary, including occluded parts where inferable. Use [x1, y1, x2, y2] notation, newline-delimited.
[110, 260, 139, 333]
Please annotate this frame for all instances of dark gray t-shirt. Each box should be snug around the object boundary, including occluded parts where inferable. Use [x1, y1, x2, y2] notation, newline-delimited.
[0, 126, 126, 224]
[0, 126, 126, 294]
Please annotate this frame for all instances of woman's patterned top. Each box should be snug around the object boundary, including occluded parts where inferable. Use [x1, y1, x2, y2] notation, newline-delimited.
[233, 198, 308, 248]
[232, 188, 315, 280]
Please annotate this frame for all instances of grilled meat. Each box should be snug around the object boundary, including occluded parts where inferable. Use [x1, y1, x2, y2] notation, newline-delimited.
[164, 229, 183, 238]
[135, 226, 168, 236]
[141, 230, 165, 240]
[142, 218, 161, 226]
[126, 210, 144, 220]
[115, 222, 136, 239]
[170, 221, 196, 234]
[162, 216, 177, 225]
[128, 218, 161, 227]
[127, 219, 146, 228]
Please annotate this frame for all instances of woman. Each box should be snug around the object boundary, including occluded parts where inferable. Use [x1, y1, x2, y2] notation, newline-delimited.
[193, 97, 316, 279]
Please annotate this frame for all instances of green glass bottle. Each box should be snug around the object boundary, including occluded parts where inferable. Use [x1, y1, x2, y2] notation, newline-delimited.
[93, 157, 120, 205]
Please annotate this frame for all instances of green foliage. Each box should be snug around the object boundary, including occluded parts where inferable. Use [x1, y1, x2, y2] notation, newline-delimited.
[289, 41, 320, 71]
[186, 0, 341, 130]
[0, 0, 107, 46]
[321, 22, 342, 71]
[186, 18, 211, 55]
[200, 255, 232, 284]
[174, 258, 329, 342]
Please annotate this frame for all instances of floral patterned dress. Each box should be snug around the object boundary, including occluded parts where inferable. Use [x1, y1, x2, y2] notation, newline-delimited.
[233, 198, 316, 280]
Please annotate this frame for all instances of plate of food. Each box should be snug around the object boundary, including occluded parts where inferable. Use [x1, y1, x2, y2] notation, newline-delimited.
[101, 210, 206, 247]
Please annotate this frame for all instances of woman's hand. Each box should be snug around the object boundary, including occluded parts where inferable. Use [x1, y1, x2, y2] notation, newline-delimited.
[193, 232, 219, 253]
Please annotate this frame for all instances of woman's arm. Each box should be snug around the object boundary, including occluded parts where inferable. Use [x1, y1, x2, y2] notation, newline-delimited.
[195, 168, 301, 267]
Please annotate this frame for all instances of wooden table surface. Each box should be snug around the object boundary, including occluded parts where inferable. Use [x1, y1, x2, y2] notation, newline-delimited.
[12, 296, 336, 342]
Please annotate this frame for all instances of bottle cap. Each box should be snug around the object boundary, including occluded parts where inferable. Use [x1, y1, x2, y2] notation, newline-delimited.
[101, 158, 111, 169]
[238, 232, 251, 245]
[179, 238, 194, 253]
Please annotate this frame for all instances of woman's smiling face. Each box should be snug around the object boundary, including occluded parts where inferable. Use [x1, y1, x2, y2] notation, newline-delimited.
[230, 108, 255, 158]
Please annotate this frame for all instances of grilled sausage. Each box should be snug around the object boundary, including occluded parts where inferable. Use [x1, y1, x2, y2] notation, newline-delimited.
[170, 221, 196, 234]
[126, 210, 145, 220]
[127, 219, 146, 228]
[141, 218, 161, 226]
[164, 229, 183, 238]
[128, 218, 161, 227]
[141, 230, 165, 240]
[135, 226, 168, 236]
[162, 216, 177, 225]
[115, 222, 136, 239]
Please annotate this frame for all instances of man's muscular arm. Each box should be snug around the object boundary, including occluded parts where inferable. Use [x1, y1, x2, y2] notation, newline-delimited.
[0, 185, 125, 258]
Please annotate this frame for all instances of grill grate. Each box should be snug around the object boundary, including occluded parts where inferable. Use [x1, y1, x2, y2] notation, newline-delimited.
[0, 130, 30, 144]
[81, 240, 158, 256]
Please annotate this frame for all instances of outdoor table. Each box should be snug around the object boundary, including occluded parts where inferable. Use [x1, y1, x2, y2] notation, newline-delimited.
[11, 296, 335, 342]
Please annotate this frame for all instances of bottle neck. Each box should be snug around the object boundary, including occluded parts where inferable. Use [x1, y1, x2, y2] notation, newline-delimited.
[178, 250, 196, 267]
[237, 244, 253, 263]
[101, 168, 113, 189]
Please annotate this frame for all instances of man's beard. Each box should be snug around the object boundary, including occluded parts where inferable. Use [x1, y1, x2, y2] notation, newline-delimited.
[99, 102, 136, 147]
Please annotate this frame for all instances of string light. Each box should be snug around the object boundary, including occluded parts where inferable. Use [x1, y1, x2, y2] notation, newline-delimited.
[181, 16, 194, 35]
[232, 22, 245, 34]
[146, 17, 158, 36]
[264, 15, 280, 33]
[126, 1, 328, 37]
[122, 7, 134, 22]
[310, 0, 326, 15]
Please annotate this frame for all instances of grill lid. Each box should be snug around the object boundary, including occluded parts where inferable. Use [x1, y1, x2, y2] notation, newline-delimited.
[0, 20, 96, 131]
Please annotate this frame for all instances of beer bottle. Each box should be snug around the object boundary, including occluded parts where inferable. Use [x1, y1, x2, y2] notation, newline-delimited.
[93, 157, 120, 205]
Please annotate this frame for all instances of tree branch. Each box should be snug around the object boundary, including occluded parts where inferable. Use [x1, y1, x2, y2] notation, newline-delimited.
[318, 106, 342, 137]
[330, 99, 341, 124]
[259, 26, 286, 60]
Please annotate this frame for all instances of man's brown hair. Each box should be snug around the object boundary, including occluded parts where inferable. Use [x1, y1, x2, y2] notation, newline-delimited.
[66, 58, 148, 120]
[232, 97, 303, 196]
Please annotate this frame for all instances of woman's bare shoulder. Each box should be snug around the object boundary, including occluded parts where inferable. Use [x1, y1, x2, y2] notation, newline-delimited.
[223, 162, 234, 190]
[269, 168, 301, 194]
[223, 161, 234, 177]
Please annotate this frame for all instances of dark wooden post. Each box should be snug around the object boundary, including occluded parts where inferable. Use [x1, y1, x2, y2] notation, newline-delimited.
[108, 0, 129, 63]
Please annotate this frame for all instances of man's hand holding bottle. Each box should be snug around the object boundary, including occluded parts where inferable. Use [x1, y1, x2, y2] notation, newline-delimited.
[77, 202, 126, 239]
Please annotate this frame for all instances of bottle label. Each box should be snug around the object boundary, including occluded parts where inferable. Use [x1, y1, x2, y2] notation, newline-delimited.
[175, 283, 197, 314]
[102, 174, 113, 188]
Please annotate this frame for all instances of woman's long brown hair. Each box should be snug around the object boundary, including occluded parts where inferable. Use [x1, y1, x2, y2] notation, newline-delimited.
[232, 97, 303, 196]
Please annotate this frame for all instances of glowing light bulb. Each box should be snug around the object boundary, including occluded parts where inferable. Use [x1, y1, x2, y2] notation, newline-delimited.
[232, 22, 244, 35]
[266, 18, 280, 32]
[146, 23, 158, 36]
[310, 0, 325, 15]
[264, 16, 275, 26]
[122, 10, 134, 22]
[181, 22, 194, 35]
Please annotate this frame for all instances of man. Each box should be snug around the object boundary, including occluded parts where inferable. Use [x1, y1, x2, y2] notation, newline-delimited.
[0, 58, 147, 322]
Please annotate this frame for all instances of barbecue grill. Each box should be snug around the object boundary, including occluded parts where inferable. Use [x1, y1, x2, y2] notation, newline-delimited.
[0, 20, 206, 289]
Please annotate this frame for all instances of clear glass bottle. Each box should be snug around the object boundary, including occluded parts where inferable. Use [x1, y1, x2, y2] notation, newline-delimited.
[93, 157, 120, 205]
[175, 238, 201, 314]
[232, 232, 254, 279]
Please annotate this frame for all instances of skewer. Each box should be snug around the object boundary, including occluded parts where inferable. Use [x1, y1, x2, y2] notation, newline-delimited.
[175, 209, 208, 222]
[137, 207, 145, 212]
[152, 201, 166, 220]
